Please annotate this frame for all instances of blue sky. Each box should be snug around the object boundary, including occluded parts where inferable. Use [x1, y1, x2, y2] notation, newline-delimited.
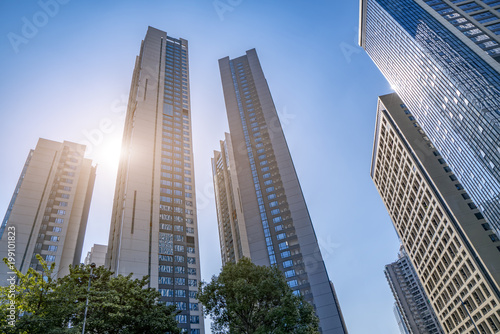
[0, 1, 400, 332]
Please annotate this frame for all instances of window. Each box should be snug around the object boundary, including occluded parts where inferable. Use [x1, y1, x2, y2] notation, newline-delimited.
[283, 260, 293, 268]
[187, 257, 196, 264]
[175, 290, 186, 298]
[187, 247, 195, 253]
[190, 316, 200, 324]
[161, 196, 172, 203]
[277, 233, 286, 240]
[160, 214, 172, 221]
[175, 255, 185, 263]
[159, 255, 173, 262]
[285, 270, 296, 278]
[176, 301, 187, 310]
[266, 187, 275, 193]
[176, 314, 187, 323]
[175, 278, 186, 285]
[160, 223, 173, 230]
[52, 227, 62, 233]
[188, 268, 197, 275]
[48, 245, 58, 252]
[175, 266, 185, 274]
[482, 223, 492, 231]
[287, 280, 298, 288]
[55, 218, 64, 224]
[57, 210, 66, 215]
[50, 236, 59, 242]
[159, 265, 173, 273]
[46, 255, 56, 262]
[189, 291, 198, 299]
[281, 251, 291, 258]
[269, 201, 278, 207]
[279, 242, 289, 250]
[160, 289, 174, 297]
[189, 303, 199, 311]
[188, 279, 197, 287]
[159, 277, 173, 285]
[271, 209, 280, 215]
[273, 217, 282, 224]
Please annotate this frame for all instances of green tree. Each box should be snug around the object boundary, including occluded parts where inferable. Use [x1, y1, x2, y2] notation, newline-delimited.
[198, 257, 319, 334]
[0, 255, 180, 334]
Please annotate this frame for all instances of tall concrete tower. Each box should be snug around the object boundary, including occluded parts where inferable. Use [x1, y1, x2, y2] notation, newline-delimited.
[105, 27, 204, 333]
[213, 49, 348, 334]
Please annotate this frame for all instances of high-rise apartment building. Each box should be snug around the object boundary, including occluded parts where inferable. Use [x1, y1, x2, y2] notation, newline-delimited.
[0, 138, 96, 283]
[372, 93, 500, 334]
[84, 244, 107, 267]
[105, 27, 204, 333]
[385, 247, 444, 334]
[213, 49, 348, 334]
[359, 0, 500, 234]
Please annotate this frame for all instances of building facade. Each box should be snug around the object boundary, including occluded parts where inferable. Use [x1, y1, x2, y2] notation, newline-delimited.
[105, 27, 204, 333]
[360, 0, 500, 235]
[0, 138, 96, 283]
[84, 244, 107, 267]
[385, 247, 444, 334]
[214, 49, 348, 334]
[372, 93, 500, 334]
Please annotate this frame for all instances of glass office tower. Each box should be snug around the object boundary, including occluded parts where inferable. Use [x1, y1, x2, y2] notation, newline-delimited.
[214, 49, 348, 334]
[106, 27, 204, 333]
[360, 0, 500, 234]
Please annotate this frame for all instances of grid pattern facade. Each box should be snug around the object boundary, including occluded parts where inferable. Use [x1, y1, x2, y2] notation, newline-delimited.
[212, 135, 245, 265]
[360, 0, 500, 235]
[385, 249, 445, 334]
[371, 93, 500, 334]
[218, 49, 347, 334]
[223, 54, 310, 296]
[422, 0, 500, 60]
[0, 139, 95, 283]
[106, 27, 203, 334]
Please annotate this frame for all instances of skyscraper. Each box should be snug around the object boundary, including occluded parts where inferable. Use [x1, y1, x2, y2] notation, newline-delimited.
[371, 93, 500, 334]
[385, 247, 444, 334]
[359, 0, 500, 234]
[84, 244, 107, 267]
[214, 49, 348, 334]
[0, 138, 96, 283]
[105, 27, 204, 333]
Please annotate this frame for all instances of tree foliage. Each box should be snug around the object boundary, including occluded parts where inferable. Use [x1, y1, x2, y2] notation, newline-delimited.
[0, 255, 180, 334]
[198, 257, 319, 334]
